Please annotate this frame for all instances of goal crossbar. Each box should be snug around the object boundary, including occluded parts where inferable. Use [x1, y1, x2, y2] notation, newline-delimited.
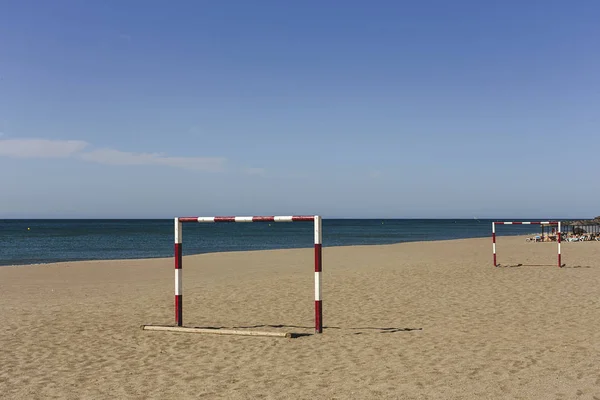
[492, 221, 562, 267]
[173, 215, 323, 334]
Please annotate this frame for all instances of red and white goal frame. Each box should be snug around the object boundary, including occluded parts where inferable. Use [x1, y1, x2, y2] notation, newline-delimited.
[173, 215, 323, 334]
[492, 221, 562, 267]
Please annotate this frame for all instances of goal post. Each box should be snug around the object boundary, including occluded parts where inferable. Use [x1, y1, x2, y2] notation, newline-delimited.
[174, 215, 323, 334]
[492, 221, 562, 267]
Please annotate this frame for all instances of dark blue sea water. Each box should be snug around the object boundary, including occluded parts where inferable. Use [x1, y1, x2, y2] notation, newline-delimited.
[0, 219, 558, 266]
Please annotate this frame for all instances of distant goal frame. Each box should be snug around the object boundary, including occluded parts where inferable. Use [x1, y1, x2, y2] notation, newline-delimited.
[162, 215, 323, 335]
[492, 221, 562, 268]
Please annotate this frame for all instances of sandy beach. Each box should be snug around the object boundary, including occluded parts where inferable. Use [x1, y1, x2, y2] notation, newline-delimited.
[1, 236, 599, 399]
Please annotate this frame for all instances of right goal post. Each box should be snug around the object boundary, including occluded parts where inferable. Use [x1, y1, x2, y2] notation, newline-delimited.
[492, 221, 562, 268]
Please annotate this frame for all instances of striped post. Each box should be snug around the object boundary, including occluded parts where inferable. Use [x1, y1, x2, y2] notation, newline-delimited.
[492, 222, 497, 267]
[314, 215, 323, 333]
[493, 221, 561, 267]
[174, 215, 323, 332]
[557, 221, 562, 267]
[174, 218, 183, 326]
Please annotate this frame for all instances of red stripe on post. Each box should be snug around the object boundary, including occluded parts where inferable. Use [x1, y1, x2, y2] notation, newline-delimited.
[214, 216, 236, 222]
[292, 216, 315, 222]
[175, 295, 182, 326]
[252, 216, 275, 222]
[558, 253, 562, 268]
[179, 217, 199, 223]
[315, 301, 322, 334]
[314, 243, 322, 272]
[175, 243, 182, 269]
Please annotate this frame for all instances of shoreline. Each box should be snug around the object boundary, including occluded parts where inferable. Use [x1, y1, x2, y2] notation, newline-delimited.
[0, 235, 503, 268]
[0, 233, 553, 268]
[3, 219, 569, 268]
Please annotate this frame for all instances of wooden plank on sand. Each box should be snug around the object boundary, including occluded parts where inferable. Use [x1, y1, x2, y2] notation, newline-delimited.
[141, 325, 293, 338]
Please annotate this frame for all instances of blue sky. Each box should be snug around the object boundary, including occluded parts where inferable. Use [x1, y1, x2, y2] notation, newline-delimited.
[1, 0, 599, 219]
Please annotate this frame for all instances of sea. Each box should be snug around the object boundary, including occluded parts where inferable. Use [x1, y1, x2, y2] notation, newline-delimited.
[0, 219, 556, 266]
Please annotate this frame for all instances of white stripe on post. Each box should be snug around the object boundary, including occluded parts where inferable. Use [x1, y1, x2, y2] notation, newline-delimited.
[175, 217, 182, 244]
[274, 216, 294, 222]
[314, 272, 321, 300]
[234, 216, 253, 222]
[522, 222, 531, 225]
[175, 269, 182, 295]
[504, 222, 513, 225]
[314, 215, 322, 245]
[197, 217, 216, 223]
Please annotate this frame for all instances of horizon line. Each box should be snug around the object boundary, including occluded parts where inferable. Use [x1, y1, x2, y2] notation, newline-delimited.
[0, 216, 592, 220]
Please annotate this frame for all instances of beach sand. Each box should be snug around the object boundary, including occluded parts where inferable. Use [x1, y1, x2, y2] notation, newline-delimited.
[1, 236, 599, 399]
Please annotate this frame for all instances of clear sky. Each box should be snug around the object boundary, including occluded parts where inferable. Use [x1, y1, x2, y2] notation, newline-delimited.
[1, 0, 599, 219]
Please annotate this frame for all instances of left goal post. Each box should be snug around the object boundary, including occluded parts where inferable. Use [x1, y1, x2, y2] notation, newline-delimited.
[173, 215, 323, 333]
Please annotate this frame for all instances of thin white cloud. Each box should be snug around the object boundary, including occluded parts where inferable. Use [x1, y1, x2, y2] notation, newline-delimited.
[0, 138, 226, 172]
[79, 148, 226, 172]
[0, 139, 88, 158]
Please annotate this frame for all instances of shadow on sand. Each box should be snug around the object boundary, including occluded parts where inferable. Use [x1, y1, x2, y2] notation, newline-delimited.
[496, 263, 595, 268]
[496, 263, 567, 268]
[232, 324, 423, 336]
